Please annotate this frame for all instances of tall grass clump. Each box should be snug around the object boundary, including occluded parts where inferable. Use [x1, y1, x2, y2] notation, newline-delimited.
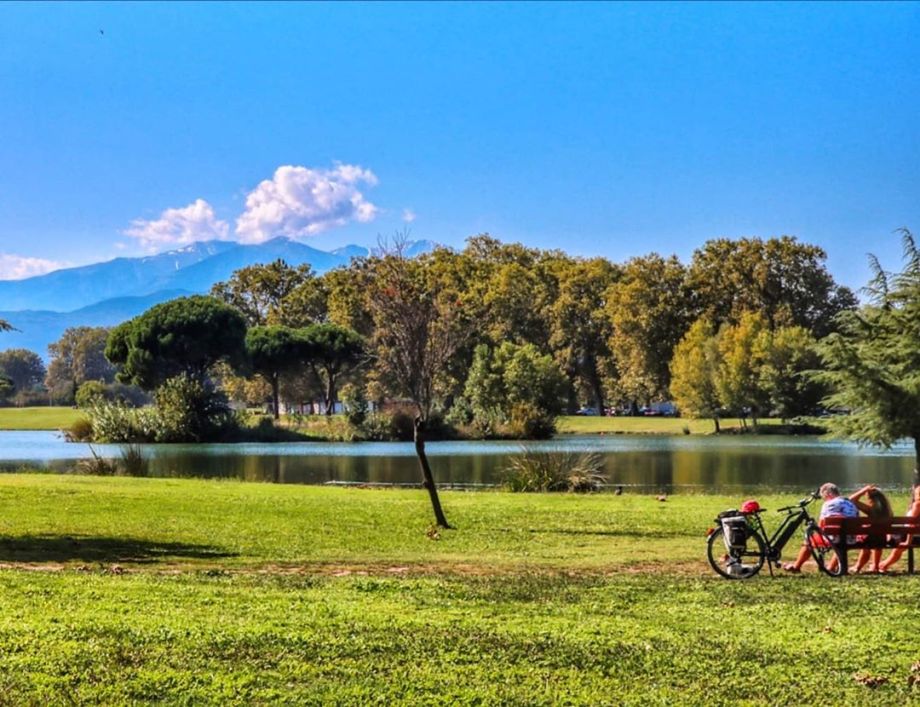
[119, 444, 148, 477]
[87, 402, 160, 442]
[502, 446, 607, 492]
[75, 446, 119, 476]
[66, 417, 94, 442]
[75, 444, 148, 477]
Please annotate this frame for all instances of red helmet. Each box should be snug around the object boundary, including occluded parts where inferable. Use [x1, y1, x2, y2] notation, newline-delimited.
[740, 499, 761, 514]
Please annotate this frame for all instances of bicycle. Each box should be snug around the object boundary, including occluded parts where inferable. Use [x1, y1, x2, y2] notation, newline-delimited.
[706, 490, 845, 579]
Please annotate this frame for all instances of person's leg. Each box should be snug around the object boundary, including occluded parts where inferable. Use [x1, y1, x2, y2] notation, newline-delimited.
[783, 543, 811, 572]
[853, 548, 870, 573]
[880, 541, 909, 571]
[870, 548, 883, 573]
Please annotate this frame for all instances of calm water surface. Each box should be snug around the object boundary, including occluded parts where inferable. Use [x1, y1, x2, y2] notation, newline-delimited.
[0, 431, 916, 493]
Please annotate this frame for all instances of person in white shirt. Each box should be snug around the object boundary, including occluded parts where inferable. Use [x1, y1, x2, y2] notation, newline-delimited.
[782, 482, 858, 573]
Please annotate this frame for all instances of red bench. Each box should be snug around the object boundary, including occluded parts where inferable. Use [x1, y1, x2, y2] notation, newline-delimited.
[820, 516, 920, 574]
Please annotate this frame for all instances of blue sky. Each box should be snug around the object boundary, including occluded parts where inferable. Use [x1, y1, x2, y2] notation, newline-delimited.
[0, 2, 917, 288]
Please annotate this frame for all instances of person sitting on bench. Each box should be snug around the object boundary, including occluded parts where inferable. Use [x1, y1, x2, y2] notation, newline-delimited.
[848, 484, 894, 573]
[878, 485, 920, 572]
[783, 482, 858, 573]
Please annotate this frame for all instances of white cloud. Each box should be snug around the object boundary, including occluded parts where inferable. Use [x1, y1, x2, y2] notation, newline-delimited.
[402, 208, 417, 223]
[235, 164, 378, 243]
[0, 254, 66, 280]
[124, 198, 229, 249]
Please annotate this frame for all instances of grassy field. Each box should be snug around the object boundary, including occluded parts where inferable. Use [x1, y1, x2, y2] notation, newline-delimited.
[0, 475, 917, 703]
[0, 407, 795, 439]
[556, 415, 785, 435]
[0, 406, 84, 430]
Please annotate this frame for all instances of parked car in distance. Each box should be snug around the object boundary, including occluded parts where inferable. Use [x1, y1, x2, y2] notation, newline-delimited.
[576, 407, 599, 416]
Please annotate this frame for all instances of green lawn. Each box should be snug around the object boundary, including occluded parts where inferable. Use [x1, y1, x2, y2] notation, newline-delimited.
[0, 407, 793, 440]
[557, 415, 784, 435]
[0, 475, 916, 703]
[0, 406, 84, 430]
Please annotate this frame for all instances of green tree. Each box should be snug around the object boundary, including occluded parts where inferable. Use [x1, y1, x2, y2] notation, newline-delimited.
[607, 254, 692, 408]
[245, 326, 310, 419]
[0, 348, 46, 400]
[106, 296, 248, 390]
[814, 230, 920, 474]
[300, 323, 365, 416]
[465, 342, 566, 433]
[687, 236, 857, 336]
[714, 311, 771, 426]
[462, 235, 557, 348]
[548, 258, 619, 415]
[211, 260, 317, 326]
[758, 325, 824, 420]
[46, 327, 116, 401]
[322, 266, 374, 338]
[669, 318, 723, 432]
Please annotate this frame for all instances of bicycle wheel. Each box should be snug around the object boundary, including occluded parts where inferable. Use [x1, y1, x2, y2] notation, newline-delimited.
[707, 526, 765, 579]
[806, 525, 845, 577]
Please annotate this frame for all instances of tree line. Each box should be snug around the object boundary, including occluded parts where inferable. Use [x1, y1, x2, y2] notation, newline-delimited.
[202, 232, 855, 431]
[0, 233, 856, 435]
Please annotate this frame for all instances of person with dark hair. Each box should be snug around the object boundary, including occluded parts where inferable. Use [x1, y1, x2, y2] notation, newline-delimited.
[879, 485, 920, 572]
[849, 484, 894, 573]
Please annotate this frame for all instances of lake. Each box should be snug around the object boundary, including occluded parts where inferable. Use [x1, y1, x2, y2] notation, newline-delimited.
[0, 431, 916, 493]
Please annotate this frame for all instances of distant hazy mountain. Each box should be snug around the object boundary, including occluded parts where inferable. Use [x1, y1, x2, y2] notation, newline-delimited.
[0, 290, 193, 359]
[0, 237, 437, 358]
[330, 240, 437, 260]
[0, 240, 235, 312]
[151, 238, 352, 295]
[0, 237, 437, 313]
[330, 244, 371, 260]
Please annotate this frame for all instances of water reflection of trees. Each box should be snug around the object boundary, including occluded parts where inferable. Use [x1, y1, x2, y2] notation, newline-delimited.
[135, 445, 918, 493]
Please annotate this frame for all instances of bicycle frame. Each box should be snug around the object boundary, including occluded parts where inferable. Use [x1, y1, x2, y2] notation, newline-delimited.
[747, 507, 813, 564]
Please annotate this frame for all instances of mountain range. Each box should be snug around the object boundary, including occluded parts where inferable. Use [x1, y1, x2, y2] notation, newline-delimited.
[0, 237, 435, 359]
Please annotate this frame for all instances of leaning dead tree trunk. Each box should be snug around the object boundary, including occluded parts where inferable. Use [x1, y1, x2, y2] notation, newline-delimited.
[366, 233, 473, 530]
[414, 416, 450, 528]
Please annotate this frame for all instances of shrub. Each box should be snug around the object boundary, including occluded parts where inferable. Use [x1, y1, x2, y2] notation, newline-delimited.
[10, 389, 51, 407]
[341, 384, 369, 427]
[109, 383, 149, 408]
[152, 374, 235, 442]
[444, 397, 474, 427]
[388, 409, 416, 441]
[502, 447, 606, 492]
[66, 417, 94, 442]
[75, 381, 107, 409]
[316, 416, 360, 442]
[360, 411, 396, 441]
[87, 402, 158, 442]
[508, 402, 556, 440]
[76, 381, 149, 409]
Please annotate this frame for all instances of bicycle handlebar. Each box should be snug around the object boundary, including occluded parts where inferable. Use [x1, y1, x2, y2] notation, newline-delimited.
[776, 489, 821, 513]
